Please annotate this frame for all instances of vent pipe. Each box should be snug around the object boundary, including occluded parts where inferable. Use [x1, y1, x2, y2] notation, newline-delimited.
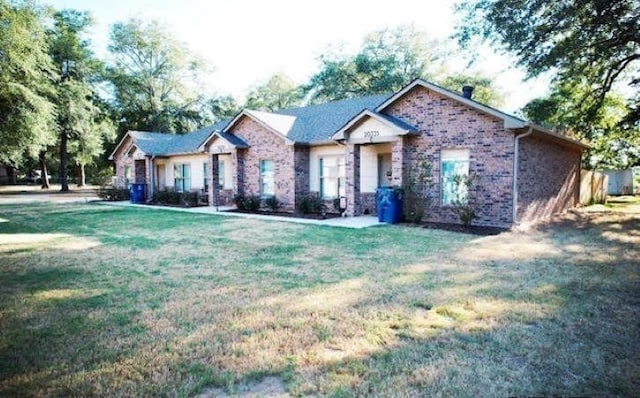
[462, 85, 474, 99]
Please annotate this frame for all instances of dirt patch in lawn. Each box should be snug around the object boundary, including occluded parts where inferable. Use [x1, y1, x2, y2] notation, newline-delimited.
[196, 377, 289, 398]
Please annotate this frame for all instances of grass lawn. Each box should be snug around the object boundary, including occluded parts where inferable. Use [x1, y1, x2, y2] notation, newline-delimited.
[0, 200, 639, 397]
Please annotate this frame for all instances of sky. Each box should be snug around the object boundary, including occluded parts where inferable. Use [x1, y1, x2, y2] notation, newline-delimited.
[44, 0, 551, 114]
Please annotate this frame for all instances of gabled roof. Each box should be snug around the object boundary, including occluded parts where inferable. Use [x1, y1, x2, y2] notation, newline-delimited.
[197, 130, 249, 152]
[276, 94, 391, 144]
[223, 109, 296, 142]
[377, 78, 528, 129]
[332, 109, 418, 140]
[108, 120, 228, 159]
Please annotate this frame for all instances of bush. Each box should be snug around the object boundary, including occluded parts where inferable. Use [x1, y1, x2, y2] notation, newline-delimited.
[264, 195, 281, 212]
[154, 189, 181, 205]
[182, 191, 199, 207]
[97, 186, 130, 201]
[234, 194, 261, 211]
[296, 193, 325, 214]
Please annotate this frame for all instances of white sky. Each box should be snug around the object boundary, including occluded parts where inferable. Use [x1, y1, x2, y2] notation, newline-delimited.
[44, 0, 551, 114]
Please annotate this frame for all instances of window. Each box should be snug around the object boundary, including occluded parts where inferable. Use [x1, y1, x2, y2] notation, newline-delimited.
[174, 163, 191, 192]
[218, 160, 225, 188]
[203, 163, 210, 192]
[260, 159, 275, 197]
[124, 165, 133, 186]
[441, 149, 470, 205]
[319, 156, 345, 199]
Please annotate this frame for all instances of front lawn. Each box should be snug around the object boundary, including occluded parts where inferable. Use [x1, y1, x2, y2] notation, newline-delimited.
[0, 202, 638, 397]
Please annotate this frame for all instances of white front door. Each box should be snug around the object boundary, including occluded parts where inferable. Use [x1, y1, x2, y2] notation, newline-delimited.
[378, 153, 392, 187]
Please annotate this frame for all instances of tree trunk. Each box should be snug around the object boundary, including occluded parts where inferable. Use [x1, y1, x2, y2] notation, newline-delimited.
[76, 163, 85, 187]
[39, 151, 50, 189]
[60, 131, 69, 191]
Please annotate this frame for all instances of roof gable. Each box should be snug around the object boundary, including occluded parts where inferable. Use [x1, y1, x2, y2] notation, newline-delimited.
[332, 109, 417, 141]
[377, 78, 527, 130]
[223, 110, 294, 143]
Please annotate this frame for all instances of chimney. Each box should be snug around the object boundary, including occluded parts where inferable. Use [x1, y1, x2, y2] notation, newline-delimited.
[462, 85, 474, 99]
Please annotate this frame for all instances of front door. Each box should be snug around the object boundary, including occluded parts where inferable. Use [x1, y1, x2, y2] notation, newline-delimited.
[378, 153, 392, 187]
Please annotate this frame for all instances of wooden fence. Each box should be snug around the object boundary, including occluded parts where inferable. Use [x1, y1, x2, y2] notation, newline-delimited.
[580, 169, 608, 205]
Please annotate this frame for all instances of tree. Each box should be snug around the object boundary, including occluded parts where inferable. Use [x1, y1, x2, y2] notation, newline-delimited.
[48, 9, 114, 190]
[455, 0, 640, 129]
[207, 95, 241, 122]
[107, 19, 210, 135]
[245, 73, 304, 111]
[524, 79, 640, 168]
[306, 25, 444, 102]
[0, 0, 56, 181]
[437, 72, 504, 107]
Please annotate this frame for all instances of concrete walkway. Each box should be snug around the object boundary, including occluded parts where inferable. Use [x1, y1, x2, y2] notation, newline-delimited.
[99, 201, 385, 229]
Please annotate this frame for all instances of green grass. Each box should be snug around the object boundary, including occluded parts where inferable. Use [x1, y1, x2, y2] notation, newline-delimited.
[0, 202, 639, 397]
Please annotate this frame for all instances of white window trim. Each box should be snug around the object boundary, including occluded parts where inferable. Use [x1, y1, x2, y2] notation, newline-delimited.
[319, 155, 345, 199]
[260, 159, 275, 198]
[440, 149, 470, 206]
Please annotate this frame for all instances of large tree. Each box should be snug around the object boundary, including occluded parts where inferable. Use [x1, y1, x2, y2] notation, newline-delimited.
[245, 73, 304, 111]
[107, 19, 210, 135]
[0, 0, 56, 182]
[306, 25, 444, 102]
[48, 9, 114, 190]
[456, 0, 640, 129]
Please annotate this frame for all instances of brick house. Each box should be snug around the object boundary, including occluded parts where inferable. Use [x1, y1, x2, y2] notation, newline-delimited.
[109, 78, 586, 227]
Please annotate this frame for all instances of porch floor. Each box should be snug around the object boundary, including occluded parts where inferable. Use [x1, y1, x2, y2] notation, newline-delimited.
[100, 201, 385, 229]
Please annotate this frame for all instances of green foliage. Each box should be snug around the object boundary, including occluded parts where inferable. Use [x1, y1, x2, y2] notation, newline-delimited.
[245, 73, 304, 111]
[456, 0, 639, 129]
[451, 174, 478, 227]
[207, 95, 241, 123]
[97, 186, 130, 201]
[153, 189, 198, 207]
[107, 19, 210, 134]
[437, 72, 504, 107]
[402, 156, 435, 223]
[233, 194, 261, 212]
[296, 193, 325, 215]
[264, 195, 281, 212]
[306, 25, 443, 102]
[0, 0, 56, 167]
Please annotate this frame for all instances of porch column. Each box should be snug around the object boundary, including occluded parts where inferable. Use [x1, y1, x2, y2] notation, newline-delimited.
[208, 154, 218, 207]
[345, 143, 361, 216]
[391, 136, 407, 187]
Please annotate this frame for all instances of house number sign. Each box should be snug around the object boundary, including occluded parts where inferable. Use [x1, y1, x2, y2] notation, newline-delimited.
[364, 130, 380, 138]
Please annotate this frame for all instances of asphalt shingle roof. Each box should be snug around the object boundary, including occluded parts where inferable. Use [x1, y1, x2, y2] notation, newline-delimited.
[274, 94, 391, 143]
[130, 120, 228, 156]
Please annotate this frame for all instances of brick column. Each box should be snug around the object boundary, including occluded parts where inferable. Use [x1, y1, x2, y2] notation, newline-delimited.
[345, 143, 361, 216]
[232, 149, 244, 196]
[391, 137, 406, 187]
[208, 154, 218, 207]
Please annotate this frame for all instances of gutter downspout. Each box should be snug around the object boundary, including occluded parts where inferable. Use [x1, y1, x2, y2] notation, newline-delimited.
[513, 126, 533, 224]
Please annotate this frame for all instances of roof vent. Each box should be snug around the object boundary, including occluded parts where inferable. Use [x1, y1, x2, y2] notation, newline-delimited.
[462, 85, 474, 99]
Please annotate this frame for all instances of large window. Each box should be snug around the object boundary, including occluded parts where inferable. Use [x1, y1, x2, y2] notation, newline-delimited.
[124, 165, 133, 186]
[174, 163, 191, 192]
[260, 159, 274, 197]
[203, 162, 210, 192]
[319, 156, 345, 199]
[218, 160, 225, 188]
[441, 149, 470, 205]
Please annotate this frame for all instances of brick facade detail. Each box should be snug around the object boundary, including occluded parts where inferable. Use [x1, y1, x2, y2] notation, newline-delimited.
[517, 135, 581, 223]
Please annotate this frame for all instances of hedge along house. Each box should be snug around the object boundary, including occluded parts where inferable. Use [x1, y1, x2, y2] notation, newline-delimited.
[110, 78, 587, 227]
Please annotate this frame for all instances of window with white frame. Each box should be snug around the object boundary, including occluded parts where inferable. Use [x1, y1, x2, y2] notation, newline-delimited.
[203, 162, 210, 192]
[218, 160, 225, 188]
[174, 163, 191, 192]
[260, 159, 274, 197]
[319, 156, 345, 199]
[124, 165, 133, 186]
[441, 149, 470, 205]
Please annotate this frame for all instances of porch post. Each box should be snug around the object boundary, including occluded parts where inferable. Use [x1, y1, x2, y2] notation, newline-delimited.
[391, 136, 406, 187]
[231, 149, 244, 196]
[345, 143, 361, 216]
[208, 154, 218, 208]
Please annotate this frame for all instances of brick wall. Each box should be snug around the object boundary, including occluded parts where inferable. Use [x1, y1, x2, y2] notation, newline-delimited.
[517, 134, 581, 222]
[229, 117, 298, 210]
[383, 85, 516, 227]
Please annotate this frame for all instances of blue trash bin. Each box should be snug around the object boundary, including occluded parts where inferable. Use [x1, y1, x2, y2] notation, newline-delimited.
[376, 187, 403, 223]
[129, 183, 146, 203]
[376, 187, 391, 222]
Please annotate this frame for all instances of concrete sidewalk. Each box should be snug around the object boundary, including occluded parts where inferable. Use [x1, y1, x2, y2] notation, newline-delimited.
[99, 201, 385, 229]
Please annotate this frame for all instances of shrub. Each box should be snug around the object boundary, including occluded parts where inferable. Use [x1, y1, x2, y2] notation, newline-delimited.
[154, 189, 181, 205]
[402, 156, 434, 223]
[234, 194, 261, 211]
[296, 193, 325, 214]
[97, 186, 130, 201]
[451, 174, 479, 227]
[182, 191, 199, 207]
[264, 195, 281, 212]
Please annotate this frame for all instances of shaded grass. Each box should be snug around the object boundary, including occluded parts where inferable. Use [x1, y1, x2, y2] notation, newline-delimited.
[0, 202, 639, 397]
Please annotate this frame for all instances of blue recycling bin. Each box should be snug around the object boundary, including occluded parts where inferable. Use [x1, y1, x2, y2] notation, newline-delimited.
[129, 183, 146, 203]
[376, 187, 403, 223]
